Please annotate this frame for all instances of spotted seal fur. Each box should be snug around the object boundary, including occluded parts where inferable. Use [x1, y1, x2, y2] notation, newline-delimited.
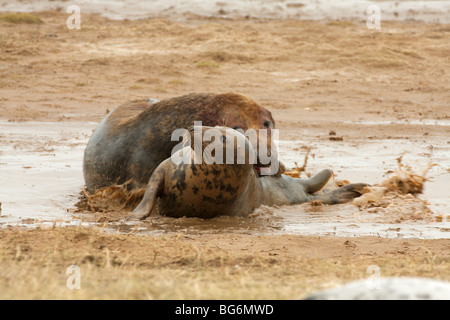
[129, 126, 367, 219]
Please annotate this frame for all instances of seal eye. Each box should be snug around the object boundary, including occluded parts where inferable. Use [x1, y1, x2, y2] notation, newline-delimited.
[220, 135, 227, 143]
[263, 120, 271, 128]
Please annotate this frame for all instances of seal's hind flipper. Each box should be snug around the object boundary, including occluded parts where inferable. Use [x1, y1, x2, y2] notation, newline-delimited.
[128, 164, 165, 220]
[304, 169, 333, 194]
[315, 183, 368, 205]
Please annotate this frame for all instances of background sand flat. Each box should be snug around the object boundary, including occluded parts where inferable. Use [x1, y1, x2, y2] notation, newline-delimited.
[1, 0, 450, 22]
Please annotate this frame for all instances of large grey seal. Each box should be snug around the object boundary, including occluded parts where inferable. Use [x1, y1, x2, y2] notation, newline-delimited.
[129, 126, 367, 219]
[83, 93, 278, 193]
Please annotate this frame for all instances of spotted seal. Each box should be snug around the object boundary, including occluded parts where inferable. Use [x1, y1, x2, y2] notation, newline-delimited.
[83, 93, 278, 193]
[129, 126, 367, 219]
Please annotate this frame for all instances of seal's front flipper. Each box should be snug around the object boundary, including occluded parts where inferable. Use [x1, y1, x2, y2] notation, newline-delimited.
[316, 183, 368, 205]
[128, 166, 165, 220]
[304, 169, 333, 194]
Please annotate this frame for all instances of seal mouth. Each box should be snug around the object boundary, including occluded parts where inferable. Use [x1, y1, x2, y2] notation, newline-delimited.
[254, 164, 271, 176]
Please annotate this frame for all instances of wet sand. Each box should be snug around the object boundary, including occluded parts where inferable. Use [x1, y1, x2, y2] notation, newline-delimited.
[0, 10, 449, 298]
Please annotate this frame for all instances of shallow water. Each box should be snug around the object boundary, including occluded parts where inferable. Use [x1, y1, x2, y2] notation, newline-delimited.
[0, 120, 449, 238]
[343, 119, 450, 127]
[0, 120, 95, 227]
[277, 124, 450, 239]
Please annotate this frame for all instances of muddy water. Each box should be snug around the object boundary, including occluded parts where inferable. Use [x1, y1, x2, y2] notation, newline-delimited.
[278, 122, 450, 239]
[0, 120, 449, 239]
[0, 121, 95, 227]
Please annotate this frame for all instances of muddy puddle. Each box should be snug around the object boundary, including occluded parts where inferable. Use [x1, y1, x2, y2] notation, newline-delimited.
[0, 121, 95, 228]
[0, 120, 449, 239]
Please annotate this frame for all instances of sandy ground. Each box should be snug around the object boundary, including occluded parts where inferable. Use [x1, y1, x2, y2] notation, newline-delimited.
[1, 226, 450, 299]
[0, 10, 449, 299]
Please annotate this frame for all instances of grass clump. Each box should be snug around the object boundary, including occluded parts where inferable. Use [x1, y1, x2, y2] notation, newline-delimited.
[196, 61, 220, 69]
[0, 13, 43, 24]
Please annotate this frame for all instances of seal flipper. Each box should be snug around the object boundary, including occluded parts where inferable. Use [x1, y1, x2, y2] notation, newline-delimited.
[313, 183, 368, 205]
[128, 164, 165, 220]
[303, 169, 333, 194]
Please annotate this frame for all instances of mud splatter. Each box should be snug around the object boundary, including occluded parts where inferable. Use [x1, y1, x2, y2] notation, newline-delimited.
[353, 155, 437, 222]
[76, 183, 145, 222]
[283, 147, 312, 178]
[283, 148, 350, 193]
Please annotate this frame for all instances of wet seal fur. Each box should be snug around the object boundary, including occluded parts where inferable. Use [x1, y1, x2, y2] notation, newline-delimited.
[130, 126, 367, 219]
[83, 93, 277, 193]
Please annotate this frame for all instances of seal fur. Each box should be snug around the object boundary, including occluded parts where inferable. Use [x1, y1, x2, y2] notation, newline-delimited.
[129, 126, 367, 219]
